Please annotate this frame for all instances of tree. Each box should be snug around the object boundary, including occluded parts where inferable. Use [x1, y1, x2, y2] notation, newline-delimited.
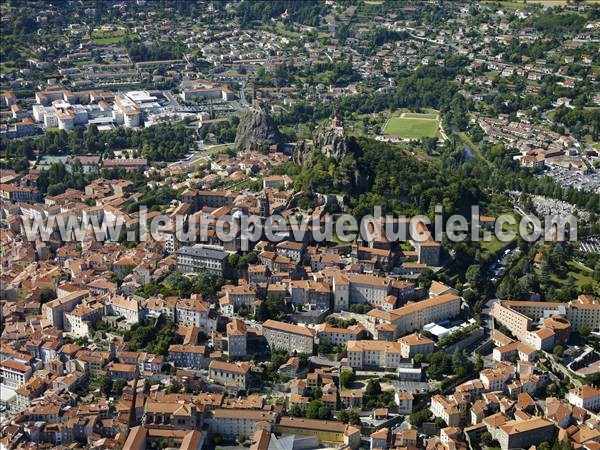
[409, 409, 432, 427]
[340, 371, 354, 389]
[318, 336, 331, 354]
[289, 405, 303, 417]
[365, 379, 382, 398]
[317, 406, 330, 419]
[39, 287, 56, 304]
[237, 434, 249, 444]
[480, 431, 493, 446]
[338, 410, 349, 423]
[98, 375, 112, 397]
[466, 264, 482, 288]
[579, 325, 590, 337]
[306, 400, 324, 419]
[112, 378, 127, 396]
[434, 417, 447, 428]
[347, 409, 361, 426]
[417, 269, 435, 289]
[475, 354, 484, 372]
[540, 260, 551, 287]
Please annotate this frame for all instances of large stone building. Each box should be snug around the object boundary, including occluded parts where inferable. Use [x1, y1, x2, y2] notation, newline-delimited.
[181, 189, 236, 212]
[567, 385, 600, 412]
[398, 332, 435, 359]
[274, 417, 361, 450]
[207, 409, 277, 438]
[226, 319, 248, 358]
[42, 290, 90, 329]
[346, 340, 402, 370]
[262, 320, 315, 355]
[496, 418, 555, 450]
[208, 361, 251, 390]
[176, 244, 228, 276]
[316, 323, 367, 347]
[492, 297, 600, 349]
[168, 344, 209, 369]
[367, 293, 462, 338]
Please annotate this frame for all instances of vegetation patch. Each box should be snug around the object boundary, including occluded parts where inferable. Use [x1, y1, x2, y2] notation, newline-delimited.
[383, 113, 440, 139]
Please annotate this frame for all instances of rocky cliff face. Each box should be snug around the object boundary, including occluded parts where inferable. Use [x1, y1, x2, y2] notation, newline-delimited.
[293, 123, 349, 165]
[314, 125, 348, 160]
[234, 108, 282, 151]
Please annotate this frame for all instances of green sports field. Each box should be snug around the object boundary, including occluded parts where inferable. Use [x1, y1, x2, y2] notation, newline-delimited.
[383, 112, 440, 139]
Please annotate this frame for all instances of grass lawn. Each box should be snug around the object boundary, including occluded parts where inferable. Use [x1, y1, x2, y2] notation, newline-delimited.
[383, 113, 439, 139]
[401, 112, 438, 120]
[480, 217, 519, 255]
[204, 143, 236, 155]
[533, 259, 599, 295]
[550, 260, 597, 290]
[94, 36, 127, 45]
[92, 28, 137, 45]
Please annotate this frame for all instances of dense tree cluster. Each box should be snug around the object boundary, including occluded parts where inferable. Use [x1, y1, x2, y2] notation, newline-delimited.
[124, 39, 185, 62]
[409, 408, 433, 427]
[255, 297, 291, 322]
[1, 122, 196, 164]
[124, 317, 180, 355]
[276, 62, 470, 132]
[363, 379, 395, 408]
[238, 0, 326, 27]
[36, 161, 87, 196]
[531, 12, 586, 34]
[135, 272, 225, 300]
[289, 137, 483, 220]
[498, 243, 599, 301]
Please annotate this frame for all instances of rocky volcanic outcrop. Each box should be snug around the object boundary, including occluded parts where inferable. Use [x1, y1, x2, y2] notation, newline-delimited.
[292, 122, 367, 193]
[314, 125, 348, 160]
[293, 122, 349, 165]
[234, 107, 282, 151]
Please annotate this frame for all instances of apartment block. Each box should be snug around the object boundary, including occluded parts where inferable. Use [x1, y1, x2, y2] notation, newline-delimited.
[430, 394, 461, 427]
[42, 290, 90, 329]
[176, 244, 228, 276]
[398, 332, 435, 359]
[207, 409, 277, 437]
[497, 418, 555, 450]
[316, 323, 367, 347]
[262, 320, 315, 355]
[106, 295, 142, 324]
[208, 361, 251, 390]
[567, 386, 600, 412]
[175, 297, 216, 334]
[168, 344, 209, 369]
[226, 319, 248, 358]
[368, 293, 461, 338]
[0, 360, 33, 388]
[346, 340, 402, 370]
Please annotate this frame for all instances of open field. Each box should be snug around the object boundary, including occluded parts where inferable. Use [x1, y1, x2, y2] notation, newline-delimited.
[383, 112, 440, 139]
[550, 261, 597, 290]
[401, 112, 439, 120]
[480, 216, 519, 255]
[533, 259, 599, 295]
[92, 28, 137, 45]
[481, 0, 570, 8]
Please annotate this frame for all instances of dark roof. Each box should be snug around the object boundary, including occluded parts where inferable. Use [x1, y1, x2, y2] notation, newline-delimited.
[176, 244, 227, 260]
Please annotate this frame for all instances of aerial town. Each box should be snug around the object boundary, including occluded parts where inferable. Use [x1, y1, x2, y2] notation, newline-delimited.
[0, 1, 599, 450]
